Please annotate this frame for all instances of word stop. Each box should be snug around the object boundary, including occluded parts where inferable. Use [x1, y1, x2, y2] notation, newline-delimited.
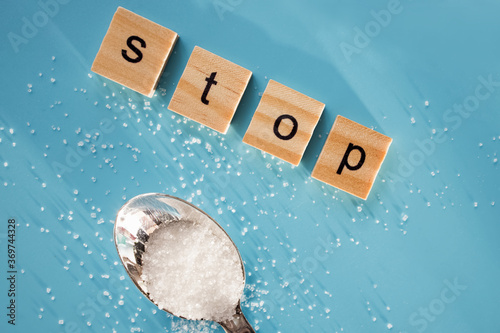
[91, 7, 392, 199]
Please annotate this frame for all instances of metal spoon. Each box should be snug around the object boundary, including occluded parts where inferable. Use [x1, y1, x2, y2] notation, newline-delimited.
[114, 193, 255, 333]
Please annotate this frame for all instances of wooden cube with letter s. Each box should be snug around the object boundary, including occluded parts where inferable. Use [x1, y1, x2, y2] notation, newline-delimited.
[91, 7, 178, 97]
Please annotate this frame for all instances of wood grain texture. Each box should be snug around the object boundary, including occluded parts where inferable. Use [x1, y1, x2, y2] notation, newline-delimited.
[168, 46, 252, 134]
[312, 115, 392, 200]
[242, 80, 325, 166]
[91, 7, 178, 97]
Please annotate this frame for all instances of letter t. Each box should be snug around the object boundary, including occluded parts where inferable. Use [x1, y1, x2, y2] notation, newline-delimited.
[201, 72, 218, 105]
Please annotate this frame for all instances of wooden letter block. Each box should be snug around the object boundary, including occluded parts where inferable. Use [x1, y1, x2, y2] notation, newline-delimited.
[312, 115, 392, 200]
[242, 80, 325, 166]
[91, 7, 178, 97]
[168, 46, 252, 133]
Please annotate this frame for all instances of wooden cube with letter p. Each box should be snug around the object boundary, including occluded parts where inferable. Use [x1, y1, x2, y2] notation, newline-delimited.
[91, 7, 178, 97]
[312, 115, 392, 200]
[168, 46, 252, 133]
[243, 80, 325, 166]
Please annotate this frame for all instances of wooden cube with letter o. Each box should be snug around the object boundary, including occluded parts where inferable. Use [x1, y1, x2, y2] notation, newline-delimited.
[243, 80, 325, 166]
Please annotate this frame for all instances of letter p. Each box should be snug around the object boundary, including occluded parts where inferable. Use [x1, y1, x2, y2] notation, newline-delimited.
[337, 143, 366, 175]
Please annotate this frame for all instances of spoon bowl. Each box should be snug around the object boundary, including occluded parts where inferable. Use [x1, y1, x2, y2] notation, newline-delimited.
[114, 193, 254, 333]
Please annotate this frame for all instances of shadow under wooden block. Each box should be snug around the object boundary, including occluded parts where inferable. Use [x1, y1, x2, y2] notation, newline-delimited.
[243, 80, 325, 166]
[312, 115, 392, 200]
[168, 46, 252, 134]
[91, 7, 178, 97]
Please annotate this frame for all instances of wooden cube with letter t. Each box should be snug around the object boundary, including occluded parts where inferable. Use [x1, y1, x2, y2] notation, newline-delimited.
[168, 46, 252, 134]
[243, 80, 325, 166]
[312, 115, 392, 200]
[91, 7, 178, 97]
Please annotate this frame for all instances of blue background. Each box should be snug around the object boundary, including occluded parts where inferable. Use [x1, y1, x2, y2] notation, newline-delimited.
[1, 0, 499, 332]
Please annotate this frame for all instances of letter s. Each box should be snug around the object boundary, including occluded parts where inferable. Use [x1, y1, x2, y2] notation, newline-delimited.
[122, 35, 146, 63]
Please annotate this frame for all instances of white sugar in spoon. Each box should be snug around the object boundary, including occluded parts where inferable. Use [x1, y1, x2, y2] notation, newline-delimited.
[114, 193, 254, 333]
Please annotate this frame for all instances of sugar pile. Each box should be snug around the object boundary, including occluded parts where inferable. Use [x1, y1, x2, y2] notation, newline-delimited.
[141, 219, 244, 322]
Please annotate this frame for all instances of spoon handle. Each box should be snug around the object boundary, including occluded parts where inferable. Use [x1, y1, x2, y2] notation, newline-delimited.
[219, 304, 255, 333]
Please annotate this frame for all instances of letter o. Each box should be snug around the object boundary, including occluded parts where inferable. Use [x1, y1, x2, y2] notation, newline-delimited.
[302, 257, 318, 273]
[273, 114, 298, 140]
[365, 21, 381, 38]
[409, 150, 425, 166]
[429, 299, 445, 315]
[33, 11, 49, 27]
[96, 291, 110, 306]
[464, 96, 479, 112]
[76, 143, 92, 157]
